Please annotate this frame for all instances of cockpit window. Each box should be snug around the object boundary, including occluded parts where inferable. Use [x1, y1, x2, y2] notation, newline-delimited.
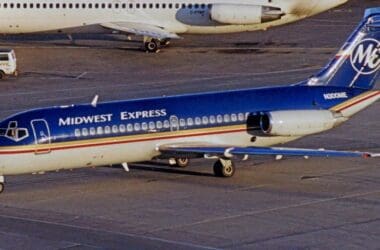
[1, 121, 29, 142]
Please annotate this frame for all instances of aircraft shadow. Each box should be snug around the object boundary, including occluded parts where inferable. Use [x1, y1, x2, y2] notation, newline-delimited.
[127, 161, 215, 177]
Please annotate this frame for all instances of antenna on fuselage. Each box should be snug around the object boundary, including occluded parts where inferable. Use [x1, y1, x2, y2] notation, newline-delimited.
[91, 95, 99, 108]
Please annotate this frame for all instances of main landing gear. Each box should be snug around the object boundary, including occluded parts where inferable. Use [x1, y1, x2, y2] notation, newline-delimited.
[0, 176, 4, 194]
[169, 157, 190, 168]
[213, 159, 235, 178]
[143, 37, 171, 53]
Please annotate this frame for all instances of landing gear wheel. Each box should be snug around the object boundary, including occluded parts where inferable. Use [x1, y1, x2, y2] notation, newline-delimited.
[175, 158, 190, 168]
[0, 71, 5, 80]
[0, 183, 4, 194]
[213, 159, 235, 177]
[144, 39, 160, 53]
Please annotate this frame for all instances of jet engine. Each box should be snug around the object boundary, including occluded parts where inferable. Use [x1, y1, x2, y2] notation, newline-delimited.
[247, 110, 346, 137]
[210, 4, 284, 25]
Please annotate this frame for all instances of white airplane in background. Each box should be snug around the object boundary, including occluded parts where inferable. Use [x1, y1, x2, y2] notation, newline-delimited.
[0, 0, 348, 52]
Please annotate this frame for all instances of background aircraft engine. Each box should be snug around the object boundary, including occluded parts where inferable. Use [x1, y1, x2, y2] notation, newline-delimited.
[210, 4, 284, 25]
[248, 110, 346, 136]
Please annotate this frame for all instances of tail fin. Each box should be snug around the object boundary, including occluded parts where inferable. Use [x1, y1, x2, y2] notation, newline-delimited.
[307, 8, 380, 89]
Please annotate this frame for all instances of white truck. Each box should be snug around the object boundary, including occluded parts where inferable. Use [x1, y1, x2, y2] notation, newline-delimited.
[0, 49, 17, 79]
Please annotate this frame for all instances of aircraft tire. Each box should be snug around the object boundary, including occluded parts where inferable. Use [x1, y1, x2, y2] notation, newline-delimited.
[213, 159, 235, 177]
[175, 157, 190, 168]
[0, 71, 5, 80]
[144, 39, 160, 53]
[0, 183, 4, 194]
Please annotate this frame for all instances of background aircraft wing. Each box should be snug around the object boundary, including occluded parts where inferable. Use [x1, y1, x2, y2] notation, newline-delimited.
[101, 22, 181, 40]
[159, 144, 378, 159]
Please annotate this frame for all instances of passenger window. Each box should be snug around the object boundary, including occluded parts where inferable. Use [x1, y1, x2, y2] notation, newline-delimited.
[187, 118, 194, 126]
[180, 119, 186, 127]
[97, 126, 103, 135]
[89, 127, 96, 136]
[195, 117, 201, 125]
[202, 116, 209, 125]
[82, 128, 89, 136]
[156, 121, 163, 129]
[112, 125, 118, 133]
[104, 126, 111, 134]
[127, 123, 133, 132]
[149, 121, 155, 130]
[224, 114, 230, 123]
[142, 122, 148, 131]
[134, 123, 141, 131]
[238, 113, 245, 121]
[119, 124, 126, 133]
[75, 129, 81, 137]
[217, 115, 223, 123]
[163, 120, 170, 128]
[210, 115, 216, 124]
[231, 114, 237, 122]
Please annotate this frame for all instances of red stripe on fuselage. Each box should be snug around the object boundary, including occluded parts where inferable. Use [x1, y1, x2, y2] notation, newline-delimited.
[336, 91, 380, 112]
[0, 127, 247, 155]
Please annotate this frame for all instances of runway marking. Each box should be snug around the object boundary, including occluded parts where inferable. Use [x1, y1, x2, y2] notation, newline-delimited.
[76, 71, 87, 79]
[148, 189, 380, 233]
[0, 212, 219, 250]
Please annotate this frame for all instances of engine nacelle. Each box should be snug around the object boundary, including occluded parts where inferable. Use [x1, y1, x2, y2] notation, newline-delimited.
[210, 4, 284, 25]
[248, 110, 346, 137]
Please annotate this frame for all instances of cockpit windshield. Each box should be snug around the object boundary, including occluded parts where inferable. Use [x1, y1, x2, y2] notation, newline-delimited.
[0, 121, 29, 142]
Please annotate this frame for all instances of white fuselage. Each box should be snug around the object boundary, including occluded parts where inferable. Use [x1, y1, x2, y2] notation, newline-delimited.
[0, 0, 347, 35]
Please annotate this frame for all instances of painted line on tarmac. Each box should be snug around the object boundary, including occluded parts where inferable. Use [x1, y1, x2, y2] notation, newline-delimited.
[0, 213, 219, 250]
[148, 189, 380, 233]
[75, 72, 88, 79]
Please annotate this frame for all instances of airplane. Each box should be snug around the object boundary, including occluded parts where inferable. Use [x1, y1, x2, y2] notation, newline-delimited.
[0, 8, 379, 193]
[0, 0, 348, 52]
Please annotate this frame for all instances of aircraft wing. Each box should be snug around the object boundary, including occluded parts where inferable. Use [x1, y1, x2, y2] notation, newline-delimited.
[101, 22, 181, 40]
[159, 144, 378, 159]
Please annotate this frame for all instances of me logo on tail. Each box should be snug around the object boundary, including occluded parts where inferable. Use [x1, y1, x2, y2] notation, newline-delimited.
[350, 38, 380, 75]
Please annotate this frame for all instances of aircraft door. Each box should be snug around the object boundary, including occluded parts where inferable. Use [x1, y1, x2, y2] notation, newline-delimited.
[170, 115, 180, 132]
[31, 119, 51, 154]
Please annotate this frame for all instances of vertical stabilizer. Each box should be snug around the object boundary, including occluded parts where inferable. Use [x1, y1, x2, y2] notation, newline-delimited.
[307, 8, 380, 89]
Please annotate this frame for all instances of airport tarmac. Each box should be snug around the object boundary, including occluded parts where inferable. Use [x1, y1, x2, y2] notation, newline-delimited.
[0, 0, 379, 249]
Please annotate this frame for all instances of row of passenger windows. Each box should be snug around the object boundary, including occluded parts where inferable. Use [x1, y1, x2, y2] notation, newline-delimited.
[74, 113, 247, 137]
[0, 2, 211, 9]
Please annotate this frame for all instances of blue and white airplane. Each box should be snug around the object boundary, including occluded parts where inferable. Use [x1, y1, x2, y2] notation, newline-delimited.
[0, 8, 379, 193]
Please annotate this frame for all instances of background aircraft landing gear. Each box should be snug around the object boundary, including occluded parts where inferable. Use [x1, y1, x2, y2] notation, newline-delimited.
[175, 157, 190, 168]
[0, 176, 4, 194]
[160, 39, 171, 47]
[144, 37, 161, 53]
[213, 159, 235, 177]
